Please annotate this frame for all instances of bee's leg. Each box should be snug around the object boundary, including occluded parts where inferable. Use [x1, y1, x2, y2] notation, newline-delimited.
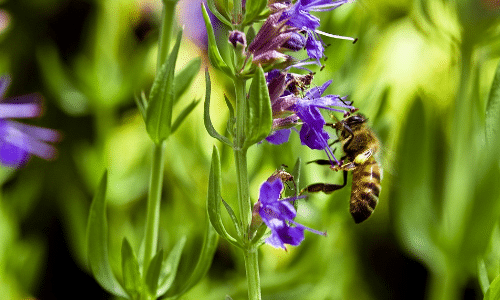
[300, 171, 348, 195]
[328, 139, 340, 147]
[332, 161, 357, 172]
[306, 159, 333, 166]
[353, 149, 373, 165]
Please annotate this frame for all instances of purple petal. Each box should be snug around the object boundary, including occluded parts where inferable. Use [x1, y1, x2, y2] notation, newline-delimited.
[0, 103, 41, 119]
[277, 225, 305, 246]
[297, 105, 326, 130]
[259, 179, 284, 205]
[265, 129, 291, 145]
[299, 122, 330, 150]
[305, 34, 324, 60]
[0, 135, 30, 167]
[0, 120, 58, 162]
[10, 122, 60, 142]
[304, 80, 331, 99]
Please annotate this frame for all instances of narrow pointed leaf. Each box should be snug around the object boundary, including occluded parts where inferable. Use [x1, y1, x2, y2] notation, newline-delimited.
[243, 65, 272, 148]
[243, 0, 268, 26]
[206, 0, 231, 26]
[156, 236, 187, 297]
[485, 273, 500, 300]
[221, 198, 242, 237]
[170, 99, 200, 135]
[86, 171, 128, 298]
[202, 3, 233, 76]
[207, 146, 239, 246]
[165, 213, 219, 298]
[250, 222, 268, 245]
[224, 95, 236, 137]
[478, 258, 490, 295]
[204, 70, 233, 147]
[145, 249, 164, 296]
[174, 58, 202, 104]
[134, 91, 147, 121]
[146, 31, 183, 143]
[121, 238, 142, 298]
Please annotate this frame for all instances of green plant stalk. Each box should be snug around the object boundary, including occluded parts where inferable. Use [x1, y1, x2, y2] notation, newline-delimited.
[141, 1, 175, 296]
[433, 38, 474, 300]
[234, 76, 261, 300]
[142, 140, 166, 299]
[157, 0, 176, 71]
[429, 264, 462, 300]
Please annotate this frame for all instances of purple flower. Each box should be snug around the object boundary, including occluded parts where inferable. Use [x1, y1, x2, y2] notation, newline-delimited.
[280, 0, 356, 62]
[257, 177, 325, 250]
[0, 76, 60, 167]
[264, 70, 354, 165]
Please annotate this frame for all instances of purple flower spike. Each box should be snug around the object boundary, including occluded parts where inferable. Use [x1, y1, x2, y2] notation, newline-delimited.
[0, 75, 60, 167]
[258, 178, 325, 250]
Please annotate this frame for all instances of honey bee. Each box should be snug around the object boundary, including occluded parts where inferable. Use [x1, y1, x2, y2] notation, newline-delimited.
[302, 114, 382, 223]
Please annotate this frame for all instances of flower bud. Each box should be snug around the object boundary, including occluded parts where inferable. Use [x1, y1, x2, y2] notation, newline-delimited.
[228, 30, 247, 49]
[282, 32, 306, 52]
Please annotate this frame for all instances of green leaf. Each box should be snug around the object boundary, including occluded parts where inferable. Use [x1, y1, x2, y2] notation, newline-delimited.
[243, 0, 268, 26]
[485, 273, 500, 300]
[121, 238, 142, 299]
[250, 222, 268, 245]
[203, 70, 233, 147]
[224, 95, 236, 137]
[86, 171, 128, 298]
[145, 249, 164, 296]
[206, 0, 231, 27]
[392, 98, 442, 270]
[243, 65, 273, 148]
[478, 258, 490, 295]
[164, 214, 219, 299]
[246, 26, 256, 50]
[170, 99, 200, 135]
[173, 58, 202, 104]
[146, 30, 183, 144]
[156, 236, 186, 297]
[202, 3, 233, 76]
[134, 91, 148, 121]
[221, 198, 242, 237]
[486, 60, 500, 145]
[207, 146, 240, 246]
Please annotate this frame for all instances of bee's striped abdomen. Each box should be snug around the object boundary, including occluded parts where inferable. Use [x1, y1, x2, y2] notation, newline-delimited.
[350, 158, 381, 223]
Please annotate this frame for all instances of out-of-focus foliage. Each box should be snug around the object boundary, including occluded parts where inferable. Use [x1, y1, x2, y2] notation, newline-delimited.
[0, 0, 499, 299]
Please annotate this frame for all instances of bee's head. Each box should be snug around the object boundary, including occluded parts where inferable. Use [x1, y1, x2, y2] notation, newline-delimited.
[344, 114, 367, 126]
[334, 113, 367, 135]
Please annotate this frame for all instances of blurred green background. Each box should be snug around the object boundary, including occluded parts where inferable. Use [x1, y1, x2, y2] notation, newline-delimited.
[0, 0, 499, 299]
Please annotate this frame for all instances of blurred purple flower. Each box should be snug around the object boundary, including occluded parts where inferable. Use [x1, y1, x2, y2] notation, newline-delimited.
[0, 76, 60, 167]
[257, 177, 325, 250]
[178, 0, 223, 49]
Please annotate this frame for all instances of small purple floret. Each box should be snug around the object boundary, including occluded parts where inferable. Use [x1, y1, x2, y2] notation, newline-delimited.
[258, 178, 325, 250]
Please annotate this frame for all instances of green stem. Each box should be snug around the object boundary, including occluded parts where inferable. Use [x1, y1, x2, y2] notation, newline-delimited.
[244, 249, 261, 300]
[142, 141, 166, 292]
[441, 40, 474, 249]
[156, 1, 176, 71]
[234, 76, 261, 300]
[429, 266, 462, 300]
